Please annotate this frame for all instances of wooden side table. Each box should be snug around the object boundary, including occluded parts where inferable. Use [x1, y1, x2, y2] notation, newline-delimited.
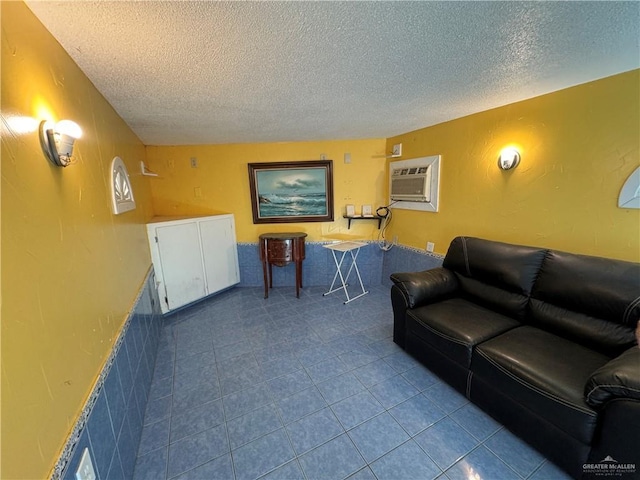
[259, 232, 307, 298]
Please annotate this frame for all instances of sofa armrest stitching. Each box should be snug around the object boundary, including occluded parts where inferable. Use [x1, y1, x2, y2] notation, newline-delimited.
[585, 384, 640, 405]
[476, 349, 596, 416]
[623, 295, 640, 325]
[392, 282, 411, 305]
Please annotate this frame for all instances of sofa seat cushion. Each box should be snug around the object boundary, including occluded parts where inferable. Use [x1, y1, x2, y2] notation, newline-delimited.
[407, 298, 520, 369]
[472, 326, 610, 444]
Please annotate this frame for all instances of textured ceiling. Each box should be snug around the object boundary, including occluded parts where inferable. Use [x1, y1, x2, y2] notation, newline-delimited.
[26, 1, 640, 146]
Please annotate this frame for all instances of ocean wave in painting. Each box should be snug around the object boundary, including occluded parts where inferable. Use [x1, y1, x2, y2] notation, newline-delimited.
[258, 193, 327, 217]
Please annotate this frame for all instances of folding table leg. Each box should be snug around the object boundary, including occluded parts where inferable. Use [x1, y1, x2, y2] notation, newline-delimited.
[343, 249, 368, 304]
[323, 250, 349, 298]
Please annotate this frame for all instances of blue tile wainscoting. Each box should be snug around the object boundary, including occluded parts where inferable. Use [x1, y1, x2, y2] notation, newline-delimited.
[237, 241, 442, 289]
[380, 244, 443, 287]
[53, 268, 163, 480]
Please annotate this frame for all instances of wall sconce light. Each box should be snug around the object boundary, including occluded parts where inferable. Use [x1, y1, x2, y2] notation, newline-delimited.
[39, 120, 83, 167]
[498, 147, 521, 170]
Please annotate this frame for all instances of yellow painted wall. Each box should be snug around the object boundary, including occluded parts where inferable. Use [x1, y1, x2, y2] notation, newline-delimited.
[386, 70, 640, 262]
[1, 3, 154, 478]
[146, 139, 388, 242]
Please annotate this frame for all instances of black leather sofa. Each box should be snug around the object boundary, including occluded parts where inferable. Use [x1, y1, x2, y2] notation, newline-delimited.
[390, 237, 640, 479]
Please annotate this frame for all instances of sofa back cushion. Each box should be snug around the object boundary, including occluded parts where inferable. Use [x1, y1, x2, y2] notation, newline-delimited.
[443, 237, 547, 320]
[531, 250, 639, 356]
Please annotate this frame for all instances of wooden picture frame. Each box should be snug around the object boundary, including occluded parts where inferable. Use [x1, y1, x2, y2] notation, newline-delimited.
[248, 160, 334, 224]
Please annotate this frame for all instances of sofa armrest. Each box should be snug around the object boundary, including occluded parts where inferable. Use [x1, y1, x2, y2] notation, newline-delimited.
[585, 346, 640, 408]
[390, 267, 459, 309]
[587, 398, 640, 470]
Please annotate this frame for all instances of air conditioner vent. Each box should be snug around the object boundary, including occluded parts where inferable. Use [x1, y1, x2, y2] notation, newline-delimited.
[390, 164, 432, 202]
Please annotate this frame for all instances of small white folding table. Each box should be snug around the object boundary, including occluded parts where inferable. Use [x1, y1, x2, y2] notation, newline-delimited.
[322, 241, 369, 304]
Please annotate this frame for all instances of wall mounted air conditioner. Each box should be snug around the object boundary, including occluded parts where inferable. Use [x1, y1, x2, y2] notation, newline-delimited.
[390, 165, 432, 202]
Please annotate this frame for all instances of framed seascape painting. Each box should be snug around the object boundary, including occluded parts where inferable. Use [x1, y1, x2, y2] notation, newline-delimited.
[248, 160, 334, 224]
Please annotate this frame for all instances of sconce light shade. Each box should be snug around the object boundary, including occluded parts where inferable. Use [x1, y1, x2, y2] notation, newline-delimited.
[498, 147, 521, 170]
[39, 120, 82, 167]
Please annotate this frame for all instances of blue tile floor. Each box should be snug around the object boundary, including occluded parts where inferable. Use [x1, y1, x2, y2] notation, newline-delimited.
[133, 285, 572, 480]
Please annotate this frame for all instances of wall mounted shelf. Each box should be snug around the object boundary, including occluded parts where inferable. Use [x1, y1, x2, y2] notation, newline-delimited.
[140, 161, 158, 177]
[343, 215, 384, 229]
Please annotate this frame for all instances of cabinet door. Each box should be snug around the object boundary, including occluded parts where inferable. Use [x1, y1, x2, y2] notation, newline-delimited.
[156, 222, 207, 311]
[199, 216, 239, 294]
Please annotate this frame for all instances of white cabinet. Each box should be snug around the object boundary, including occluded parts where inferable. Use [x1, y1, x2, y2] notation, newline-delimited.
[147, 214, 240, 313]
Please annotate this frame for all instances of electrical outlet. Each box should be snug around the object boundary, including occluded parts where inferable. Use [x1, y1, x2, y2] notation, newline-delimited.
[391, 143, 402, 157]
[194, 187, 202, 199]
[190, 156, 198, 168]
[426, 242, 435, 253]
[76, 448, 96, 480]
[344, 153, 351, 164]
[393, 235, 398, 245]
